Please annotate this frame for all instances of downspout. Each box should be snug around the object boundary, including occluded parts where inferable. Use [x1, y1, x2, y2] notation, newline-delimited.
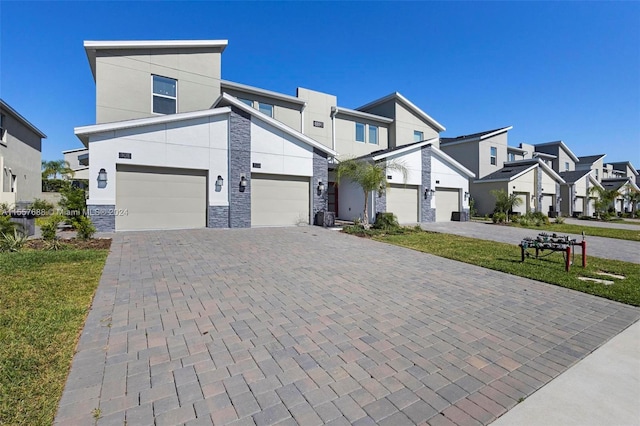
[301, 102, 307, 134]
[330, 106, 338, 152]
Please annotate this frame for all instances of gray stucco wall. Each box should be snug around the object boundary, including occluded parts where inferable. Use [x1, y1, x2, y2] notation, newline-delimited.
[229, 107, 252, 228]
[208, 206, 229, 228]
[88, 205, 115, 232]
[421, 146, 436, 222]
[312, 148, 329, 217]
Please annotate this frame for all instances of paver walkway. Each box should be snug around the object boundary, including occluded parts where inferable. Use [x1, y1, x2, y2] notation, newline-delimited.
[420, 221, 640, 264]
[55, 227, 640, 425]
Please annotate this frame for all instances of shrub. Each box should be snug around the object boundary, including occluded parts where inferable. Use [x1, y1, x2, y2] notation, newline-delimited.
[492, 212, 507, 223]
[59, 185, 87, 226]
[0, 229, 28, 252]
[74, 216, 96, 240]
[28, 198, 55, 216]
[0, 214, 16, 235]
[373, 212, 400, 230]
[40, 214, 65, 241]
[554, 215, 565, 224]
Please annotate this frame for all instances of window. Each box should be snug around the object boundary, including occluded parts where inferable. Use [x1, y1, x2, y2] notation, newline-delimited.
[239, 98, 253, 107]
[369, 125, 378, 145]
[258, 103, 273, 117]
[355, 123, 365, 142]
[414, 130, 424, 142]
[508, 152, 515, 162]
[564, 162, 570, 171]
[595, 169, 599, 180]
[490, 146, 497, 165]
[0, 114, 6, 143]
[152, 75, 177, 114]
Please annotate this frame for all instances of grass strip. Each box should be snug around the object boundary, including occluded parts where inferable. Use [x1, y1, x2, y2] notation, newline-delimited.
[511, 222, 640, 242]
[0, 249, 109, 426]
[371, 230, 640, 306]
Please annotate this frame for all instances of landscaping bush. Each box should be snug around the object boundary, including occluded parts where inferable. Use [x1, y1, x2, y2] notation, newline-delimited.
[40, 214, 65, 241]
[74, 216, 96, 241]
[0, 215, 16, 235]
[492, 212, 507, 223]
[28, 198, 55, 216]
[373, 212, 400, 230]
[554, 215, 565, 224]
[59, 185, 87, 224]
[0, 229, 28, 252]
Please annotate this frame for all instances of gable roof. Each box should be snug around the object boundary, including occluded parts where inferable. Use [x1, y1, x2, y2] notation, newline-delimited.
[475, 158, 565, 184]
[0, 99, 47, 139]
[84, 39, 228, 80]
[533, 140, 580, 162]
[577, 154, 606, 165]
[559, 170, 592, 184]
[356, 92, 446, 132]
[607, 161, 639, 176]
[332, 106, 394, 124]
[440, 126, 512, 145]
[214, 93, 337, 156]
[221, 80, 306, 106]
[601, 177, 640, 192]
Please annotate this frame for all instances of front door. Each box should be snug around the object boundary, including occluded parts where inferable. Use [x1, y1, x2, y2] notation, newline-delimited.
[328, 182, 338, 214]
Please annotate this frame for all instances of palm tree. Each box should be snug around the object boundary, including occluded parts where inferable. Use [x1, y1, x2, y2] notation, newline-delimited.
[42, 160, 74, 180]
[589, 186, 618, 219]
[623, 187, 640, 218]
[490, 189, 522, 221]
[334, 158, 407, 227]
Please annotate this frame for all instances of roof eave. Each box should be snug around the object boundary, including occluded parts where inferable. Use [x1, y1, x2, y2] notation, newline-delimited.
[0, 99, 47, 139]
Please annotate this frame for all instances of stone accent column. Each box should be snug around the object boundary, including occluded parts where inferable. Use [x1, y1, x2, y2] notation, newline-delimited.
[87, 205, 115, 232]
[421, 146, 436, 222]
[208, 206, 229, 228]
[229, 107, 251, 228]
[585, 179, 590, 216]
[312, 149, 329, 218]
[536, 166, 543, 213]
[375, 189, 386, 218]
[555, 183, 561, 216]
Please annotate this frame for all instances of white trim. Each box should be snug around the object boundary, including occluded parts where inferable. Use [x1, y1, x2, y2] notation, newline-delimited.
[480, 126, 513, 140]
[440, 126, 512, 147]
[333, 106, 394, 124]
[371, 138, 439, 161]
[84, 40, 228, 50]
[151, 74, 178, 115]
[214, 93, 337, 157]
[473, 164, 537, 184]
[62, 147, 88, 154]
[534, 140, 580, 163]
[0, 99, 47, 138]
[221, 80, 305, 106]
[74, 107, 232, 145]
[357, 92, 446, 132]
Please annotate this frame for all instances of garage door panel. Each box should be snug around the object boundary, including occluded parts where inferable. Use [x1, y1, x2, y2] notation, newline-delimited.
[513, 192, 528, 214]
[436, 188, 460, 222]
[387, 184, 419, 223]
[252, 174, 309, 227]
[116, 166, 206, 231]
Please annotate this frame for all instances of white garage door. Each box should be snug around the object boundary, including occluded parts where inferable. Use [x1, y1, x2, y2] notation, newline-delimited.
[436, 188, 460, 222]
[386, 184, 419, 224]
[540, 194, 554, 215]
[251, 174, 309, 226]
[116, 165, 206, 231]
[574, 196, 586, 215]
[512, 192, 528, 215]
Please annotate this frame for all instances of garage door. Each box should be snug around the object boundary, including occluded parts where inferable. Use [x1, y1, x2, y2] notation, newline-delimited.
[386, 184, 419, 223]
[251, 174, 309, 226]
[540, 194, 554, 215]
[574, 196, 586, 215]
[436, 188, 460, 222]
[116, 165, 206, 231]
[512, 192, 528, 215]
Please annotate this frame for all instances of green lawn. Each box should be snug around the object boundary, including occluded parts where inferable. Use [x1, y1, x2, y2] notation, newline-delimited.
[511, 222, 640, 242]
[365, 229, 640, 306]
[0, 249, 109, 426]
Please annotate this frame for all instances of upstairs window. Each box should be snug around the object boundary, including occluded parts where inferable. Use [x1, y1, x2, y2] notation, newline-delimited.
[258, 103, 273, 117]
[152, 75, 177, 114]
[414, 130, 424, 142]
[355, 123, 365, 142]
[595, 169, 599, 179]
[369, 125, 378, 145]
[564, 162, 570, 171]
[508, 152, 515, 162]
[239, 98, 253, 107]
[490, 146, 497, 165]
[0, 114, 6, 143]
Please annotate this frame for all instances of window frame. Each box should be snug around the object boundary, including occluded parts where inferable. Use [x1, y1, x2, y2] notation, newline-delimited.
[239, 98, 253, 107]
[0, 114, 6, 144]
[151, 75, 178, 115]
[413, 130, 424, 142]
[368, 125, 378, 145]
[508, 152, 515, 162]
[490, 146, 497, 166]
[355, 122, 365, 143]
[258, 102, 274, 117]
[564, 162, 570, 171]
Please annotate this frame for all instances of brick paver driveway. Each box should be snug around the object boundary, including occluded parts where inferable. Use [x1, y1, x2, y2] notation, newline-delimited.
[56, 228, 640, 425]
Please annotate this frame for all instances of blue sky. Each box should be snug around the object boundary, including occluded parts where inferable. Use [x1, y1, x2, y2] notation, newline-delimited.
[2, 1, 639, 166]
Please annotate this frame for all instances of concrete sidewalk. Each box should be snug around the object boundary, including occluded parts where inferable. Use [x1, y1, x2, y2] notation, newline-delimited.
[491, 320, 640, 426]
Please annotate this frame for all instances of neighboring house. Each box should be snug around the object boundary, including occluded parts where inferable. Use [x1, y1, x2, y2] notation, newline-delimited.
[75, 39, 471, 231]
[600, 177, 640, 214]
[576, 154, 606, 182]
[62, 147, 89, 180]
[0, 99, 47, 207]
[469, 159, 565, 217]
[558, 170, 602, 217]
[532, 140, 579, 173]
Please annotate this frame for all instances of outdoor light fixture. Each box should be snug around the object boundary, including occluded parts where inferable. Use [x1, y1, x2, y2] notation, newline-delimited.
[558, 197, 563, 202]
[317, 181, 325, 193]
[97, 168, 108, 188]
[216, 175, 224, 187]
[464, 191, 469, 200]
[240, 176, 247, 187]
[425, 188, 435, 198]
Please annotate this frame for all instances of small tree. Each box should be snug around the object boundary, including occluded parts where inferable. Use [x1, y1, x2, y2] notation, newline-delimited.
[623, 187, 640, 218]
[490, 189, 522, 222]
[335, 158, 407, 227]
[589, 186, 618, 219]
[42, 160, 74, 180]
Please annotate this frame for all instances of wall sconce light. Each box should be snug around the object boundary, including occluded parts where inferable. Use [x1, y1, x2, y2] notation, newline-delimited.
[239, 176, 248, 191]
[558, 197, 562, 202]
[216, 175, 224, 187]
[97, 168, 108, 188]
[464, 191, 469, 200]
[425, 188, 435, 199]
[317, 181, 325, 193]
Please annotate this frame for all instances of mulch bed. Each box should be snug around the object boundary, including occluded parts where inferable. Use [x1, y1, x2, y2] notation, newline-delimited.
[24, 238, 112, 250]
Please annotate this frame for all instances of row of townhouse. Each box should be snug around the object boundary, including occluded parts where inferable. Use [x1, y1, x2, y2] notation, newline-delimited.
[66, 39, 637, 232]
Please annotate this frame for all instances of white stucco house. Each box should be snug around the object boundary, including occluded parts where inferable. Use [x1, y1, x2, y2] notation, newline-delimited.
[73, 39, 474, 231]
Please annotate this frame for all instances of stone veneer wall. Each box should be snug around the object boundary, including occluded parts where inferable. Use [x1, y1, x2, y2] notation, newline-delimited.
[228, 107, 251, 228]
[536, 166, 543, 212]
[421, 146, 436, 222]
[208, 206, 229, 228]
[88, 205, 115, 232]
[312, 149, 329, 218]
[375, 190, 386, 218]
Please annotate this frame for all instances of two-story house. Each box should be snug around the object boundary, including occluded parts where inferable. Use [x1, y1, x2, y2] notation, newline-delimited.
[75, 40, 472, 231]
[0, 99, 47, 208]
